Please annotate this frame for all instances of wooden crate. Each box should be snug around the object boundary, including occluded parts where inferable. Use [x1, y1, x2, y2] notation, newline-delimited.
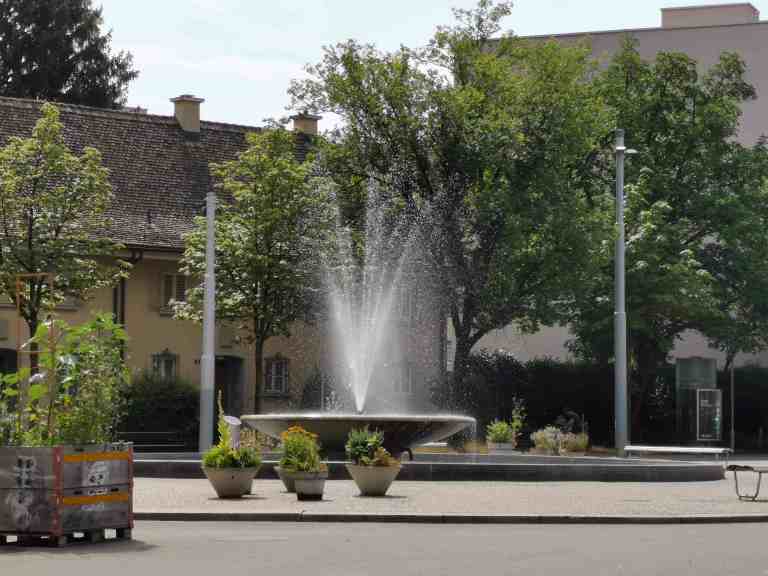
[0, 444, 133, 539]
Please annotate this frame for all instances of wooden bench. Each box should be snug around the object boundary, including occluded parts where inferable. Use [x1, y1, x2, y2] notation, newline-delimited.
[625, 445, 732, 465]
[726, 465, 768, 501]
[116, 431, 188, 452]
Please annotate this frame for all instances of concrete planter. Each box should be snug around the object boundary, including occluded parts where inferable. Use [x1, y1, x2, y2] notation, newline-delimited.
[274, 466, 296, 493]
[0, 444, 133, 543]
[292, 470, 328, 501]
[202, 466, 258, 499]
[487, 442, 517, 454]
[346, 464, 401, 497]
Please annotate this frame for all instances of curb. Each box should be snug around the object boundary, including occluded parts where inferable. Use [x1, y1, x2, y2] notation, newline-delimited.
[134, 511, 768, 525]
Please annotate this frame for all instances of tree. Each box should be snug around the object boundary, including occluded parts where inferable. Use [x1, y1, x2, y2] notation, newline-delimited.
[175, 127, 333, 412]
[0, 0, 138, 108]
[568, 40, 768, 433]
[290, 1, 611, 398]
[0, 103, 128, 368]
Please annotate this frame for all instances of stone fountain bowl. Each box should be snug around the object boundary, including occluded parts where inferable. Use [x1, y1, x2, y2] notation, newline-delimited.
[241, 413, 476, 457]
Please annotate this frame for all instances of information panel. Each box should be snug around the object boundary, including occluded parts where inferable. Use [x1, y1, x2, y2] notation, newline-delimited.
[697, 389, 722, 441]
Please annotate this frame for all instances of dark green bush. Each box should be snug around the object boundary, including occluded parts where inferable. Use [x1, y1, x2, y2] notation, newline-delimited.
[119, 371, 199, 449]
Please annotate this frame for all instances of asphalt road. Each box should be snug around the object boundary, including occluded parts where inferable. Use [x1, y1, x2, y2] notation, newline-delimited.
[2, 521, 768, 575]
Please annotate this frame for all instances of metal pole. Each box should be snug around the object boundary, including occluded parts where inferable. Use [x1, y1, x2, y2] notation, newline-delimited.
[614, 129, 628, 457]
[199, 189, 216, 452]
[730, 360, 736, 452]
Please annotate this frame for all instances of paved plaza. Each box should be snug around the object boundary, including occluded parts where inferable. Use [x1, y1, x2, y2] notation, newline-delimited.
[134, 468, 768, 521]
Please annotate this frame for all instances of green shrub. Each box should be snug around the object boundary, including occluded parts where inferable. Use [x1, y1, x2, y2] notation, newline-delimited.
[0, 314, 129, 446]
[345, 427, 398, 466]
[562, 431, 589, 453]
[486, 420, 514, 443]
[119, 370, 199, 447]
[530, 426, 562, 455]
[279, 426, 324, 473]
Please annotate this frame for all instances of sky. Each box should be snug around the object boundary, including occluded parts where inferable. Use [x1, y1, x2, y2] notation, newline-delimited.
[98, 0, 768, 128]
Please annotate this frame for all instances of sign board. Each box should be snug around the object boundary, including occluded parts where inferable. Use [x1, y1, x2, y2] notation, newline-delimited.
[697, 389, 722, 441]
[676, 357, 717, 389]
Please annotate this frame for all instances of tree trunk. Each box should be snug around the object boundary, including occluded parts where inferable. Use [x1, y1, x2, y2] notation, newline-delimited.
[27, 318, 39, 374]
[451, 338, 473, 411]
[253, 338, 264, 414]
[632, 341, 661, 440]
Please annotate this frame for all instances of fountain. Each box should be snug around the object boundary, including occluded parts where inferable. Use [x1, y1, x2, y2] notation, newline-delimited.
[242, 186, 475, 456]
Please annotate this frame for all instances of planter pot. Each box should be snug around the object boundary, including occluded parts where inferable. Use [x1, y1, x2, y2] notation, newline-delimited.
[0, 444, 133, 541]
[202, 466, 259, 498]
[274, 466, 296, 493]
[292, 470, 328, 501]
[487, 442, 517, 454]
[346, 464, 401, 497]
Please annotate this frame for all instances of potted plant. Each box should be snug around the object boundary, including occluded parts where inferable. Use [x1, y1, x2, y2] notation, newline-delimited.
[0, 315, 134, 545]
[530, 425, 563, 455]
[486, 420, 516, 453]
[201, 394, 261, 498]
[345, 427, 401, 497]
[562, 431, 590, 456]
[276, 426, 327, 500]
[486, 396, 526, 453]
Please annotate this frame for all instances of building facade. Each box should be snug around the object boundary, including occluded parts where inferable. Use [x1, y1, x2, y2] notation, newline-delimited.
[467, 3, 768, 369]
[0, 95, 443, 422]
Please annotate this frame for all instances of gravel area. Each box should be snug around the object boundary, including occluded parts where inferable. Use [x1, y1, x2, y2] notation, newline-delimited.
[134, 472, 768, 518]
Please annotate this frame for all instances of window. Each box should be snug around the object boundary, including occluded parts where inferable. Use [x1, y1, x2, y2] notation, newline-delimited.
[394, 362, 414, 395]
[264, 356, 289, 395]
[398, 286, 419, 324]
[161, 274, 187, 312]
[152, 349, 178, 380]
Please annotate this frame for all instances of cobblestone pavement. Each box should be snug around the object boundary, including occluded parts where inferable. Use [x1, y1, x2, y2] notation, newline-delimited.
[134, 470, 768, 519]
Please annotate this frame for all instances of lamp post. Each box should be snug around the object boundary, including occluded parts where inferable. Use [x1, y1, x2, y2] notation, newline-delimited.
[199, 188, 216, 452]
[614, 129, 636, 457]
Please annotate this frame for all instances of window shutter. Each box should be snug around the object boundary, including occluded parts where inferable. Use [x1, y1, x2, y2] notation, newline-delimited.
[264, 359, 273, 392]
[282, 359, 289, 393]
[163, 275, 174, 307]
[175, 275, 187, 303]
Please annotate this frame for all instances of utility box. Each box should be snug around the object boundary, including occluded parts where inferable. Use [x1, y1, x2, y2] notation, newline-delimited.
[675, 357, 722, 444]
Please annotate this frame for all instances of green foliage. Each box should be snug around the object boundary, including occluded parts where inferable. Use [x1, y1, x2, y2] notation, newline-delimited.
[563, 432, 589, 453]
[0, 103, 129, 358]
[530, 426, 562, 455]
[0, 0, 138, 107]
[0, 313, 130, 446]
[345, 427, 399, 466]
[119, 371, 199, 446]
[290, 1, 611, 393]
[201, 392, 260, 469]
[279, 426, 325, 473]
[486, 420, 513, 443]
[176, 127, 334, 399]
[568, 39, 768, 427]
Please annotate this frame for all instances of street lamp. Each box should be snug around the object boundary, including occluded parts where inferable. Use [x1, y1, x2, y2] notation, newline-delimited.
[199, 187, 217, 452]
[614, 129, 636, 457]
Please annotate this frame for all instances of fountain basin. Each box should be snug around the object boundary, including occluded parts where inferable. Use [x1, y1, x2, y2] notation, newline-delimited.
[241, 413, 475, 456]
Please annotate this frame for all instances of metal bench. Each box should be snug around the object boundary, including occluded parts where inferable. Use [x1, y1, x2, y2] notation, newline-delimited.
[624, 445, 731, 465]
[726, 465, 768, 501]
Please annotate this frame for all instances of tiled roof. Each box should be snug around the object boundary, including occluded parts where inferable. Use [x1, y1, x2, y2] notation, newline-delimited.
[0, 96, 312, 251]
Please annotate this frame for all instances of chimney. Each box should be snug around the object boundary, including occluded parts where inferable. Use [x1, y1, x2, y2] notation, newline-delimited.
[291, 112, 322, 136]
[662, 3, 759, 28]
[170, 94, 205, 133]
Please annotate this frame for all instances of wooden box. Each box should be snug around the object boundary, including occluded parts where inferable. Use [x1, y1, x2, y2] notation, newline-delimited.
[0, 444, 133, 537]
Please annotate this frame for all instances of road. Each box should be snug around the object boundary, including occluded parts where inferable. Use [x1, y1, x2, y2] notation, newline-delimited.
[2, 521, 767, 575]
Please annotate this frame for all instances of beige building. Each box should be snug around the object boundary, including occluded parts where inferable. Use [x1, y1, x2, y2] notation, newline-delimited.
[0, 96, 444, 426]
[467, 3, 768, 368]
